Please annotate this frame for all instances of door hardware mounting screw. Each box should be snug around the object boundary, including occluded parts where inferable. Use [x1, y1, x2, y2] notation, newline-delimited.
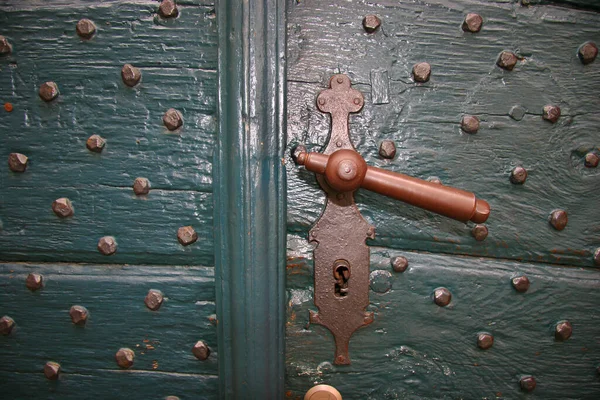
[471, 224, 488, 241]
[379, 140, 396, 159]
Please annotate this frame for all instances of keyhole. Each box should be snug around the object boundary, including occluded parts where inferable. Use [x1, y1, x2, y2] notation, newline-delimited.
[333, 260, 351, 298]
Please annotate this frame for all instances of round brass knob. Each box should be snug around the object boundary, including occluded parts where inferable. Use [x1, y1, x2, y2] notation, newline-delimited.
[304, 385, 342, 400]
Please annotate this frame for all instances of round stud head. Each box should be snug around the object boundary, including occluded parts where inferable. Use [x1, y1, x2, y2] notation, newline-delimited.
[369, 270, 393, 293]
[471, 224, 488, 241]
[121, 64, 142, 87]
[304, 384, 342, 400]
[26, 273, 44, 291]
[578, 41, 598, 65]
[86, 134, 106, 153]
[496, 51, 518, 71]
[192, 340, 211, 360]
[461, 115, 480, 134]
[433, 287, 452, 307]
[520, 376, 536, 392]
[362, 15, 381, 33]
[52, 197, 74, 218]
[511, 275, 530, 293]
[510, 166, 528, 184]
[145, 289, 164, 311]
[555, 320, 572, 341]
[477, 332, 494, 350]
[0, 35, 13, 55]
[584, 152, 599, 168]
[549, 209, 568, 231]
[594, 248, 600, 266]
[324, 149, 368, 193]
[412, 62, 431, 83]
[69, 305, 89, 326]
[542, 105, 561, 123]
[133, 177, 151, 195]
[0, 315, 16, 335]
[391, 256, 408, 273]
[97, 236, 117, 255]
[39, 81, 59, 102]
[44, 361, 61, 380]
[76, 18, 96, 39]
[8, 153, 28, 173]
[163, 108, 183, 131]
[159, 0, 179, 18]
[177, 226, 198, 246]
[115, 348, 135, 369]
[379, 140, 397, 159]
[462, 13, 483, 33]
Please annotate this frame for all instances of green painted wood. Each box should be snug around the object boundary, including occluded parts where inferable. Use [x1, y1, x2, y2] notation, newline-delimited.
[285, 234, 600, 399]
[286, 0, 600, 267]
[214, 0, 287, 398]
[0, 263, 218, 398]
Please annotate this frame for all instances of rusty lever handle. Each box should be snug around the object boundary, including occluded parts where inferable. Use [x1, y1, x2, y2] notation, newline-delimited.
[296, 149, 490, 224]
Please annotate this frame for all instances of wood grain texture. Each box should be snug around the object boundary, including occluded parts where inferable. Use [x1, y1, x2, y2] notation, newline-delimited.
[285, 234, 600, 399]
[286, 0, 600, 267]
[0, 1, 217, 265]
[0, 262, 218, 398]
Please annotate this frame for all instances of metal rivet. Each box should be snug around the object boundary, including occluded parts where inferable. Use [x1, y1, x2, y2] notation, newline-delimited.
[86, 134, 106, 153]
[76, 19, 96, 39]
[555, 320, 572, 341]
[367, 226, 376, 238]
[39, 81, 59, 102]
[362, 15, 381, 33]
[192, 340, 211, 360]
[391, 256, 408, 273]
[159, 0, 179, 18]
[353, 97, 361, 105]
[511, 275, 530, 293]
[318, 97, 326, 106]
[594, 248, 600, 266]
[52, 197, 74, 218]
[462, 13, 483, 33]
[578, 41, 598, 65]
[69, 305, 89, 326]
[477, 332, 494, 350]
[378, 140, 396, 159]
[549, 209, 568, 231]
[163, 108, 183, 131]
[471, 224, 488, 241]
[542, 105, 561, 123]
[145, 289, 164, 311]
[510, 166, 527, 184]
[412, 62, 431, 83]
[584, 152, 599, 168]
[291, 145, 307, 165]
[0, 315, 16, 335]
[496, 51, 518, 71]
[428, 177, 442, 185]
[335, 141, 342, 147]
[520, 376, 536, 392]
[121, 64, 141, 87]
[433, 287, 451, 307]
[336, 76, 344, 84]
[26, 273, 44, 291]
[461, 115, 480, 134]
[7, 152, 28, 173]
[369, 270, 392, 293]
[0, 35, 13, 55]
[177, 226, 198, 246]
[133, 177, 151, 195]
[44, 361, 61, 380]
[115, 348, 135, 369]
[97, 236, 117, 255]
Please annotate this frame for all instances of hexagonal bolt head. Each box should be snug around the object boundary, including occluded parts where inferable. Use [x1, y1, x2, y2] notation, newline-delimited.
[362, 15, 381, 33]
[520, 376, 536, 392]
[177, 226, 198, 246]
[510, 166, 528, 184]
[511, 275, 530, 293]
[39, 81, 59, 102]
[52, 197, 74, 218]
[379, 140, 396, 159]
[8, 153, 28, 173]
[578, 41, 598, 65]
[121, 64, 142, 87]
[0, 316, 16, 335]
[391, 256, 408, 273]
[26, 273, 44, 291]
[159, 0, 179, 19]
[86, 134, 106, 153]
[44, 361, 61, 380]
[133, 177, 151, 195]
[477, 332, 494, 350]
[0, 35, 13, 55]
[433, 287, 452, 307]
[76, 18, 96, 39]
[115, 348, 135, 369]
[584, 152, 599, 168]
[462, 13, 483, 33]
[69, 305, 89, 326]
[496, 51, 518, 71]
[555, 320, 572, 341]
[549, 209, 568, 231]
[412, 62, 431, 83]
[145, 289, 164, 311]
[461, 115, 480, 134]
[97, 236, 117, 255]
[594, 248, 600, 266]
[471, 224, 488, 241]
[163, 108, 183, 131]
[192, 340, 211, 360]
[542, 105, 561, 123]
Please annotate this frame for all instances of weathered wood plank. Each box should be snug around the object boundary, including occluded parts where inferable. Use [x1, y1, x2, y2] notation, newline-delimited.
[286, 0, 600, 267]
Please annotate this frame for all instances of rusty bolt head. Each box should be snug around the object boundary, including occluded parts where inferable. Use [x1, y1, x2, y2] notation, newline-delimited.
[391, 256, 408, 273]
[578, 42, 598, 65]
[8, 152, 28, 173]
[0, 35, 12, 55]
[145, 289, 164, 311]
[584, 152, 599, 168]
[496, 51, 518, 71]
[433, 287, 452, 307]
[192, 340, 211, 360]
[477, 332, 494, 350]
[512, 275, 530, 293]
[462, 13, 483, 33]
[461, 115, 480, 134]
[163, 108, 183, 131]
[26, 273, 44, 291]
[291, 144, 307, 165]
[594, 248, 600, 266]
[472, 224, 488, 241]
[121, 64, 141, 87]
[39, 81, 59, 102]
[76, 19, 96, 39]
[412, 62, 431, 83]
[177, 226, 198, 246]
[159, 0, 179, 19]
[510, 166, 528, 184]
[362, 15, 381, 33]
[44, 361, 61, 380]
[0, 316, 16, 335]
[542, 105, 561, 123]
[520, 376, 536, 392]
[86, 134, 106, 153]
[115, 348, 135, 369]
[379, 140, 396, 159]
[549, 209, 568, 231]
[68, 305, 89, 326]
[555, 320, 572, 341]
[97, 236, 117, 255]
[133, 177, 151, 195]
[52, 197, 74, 218]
